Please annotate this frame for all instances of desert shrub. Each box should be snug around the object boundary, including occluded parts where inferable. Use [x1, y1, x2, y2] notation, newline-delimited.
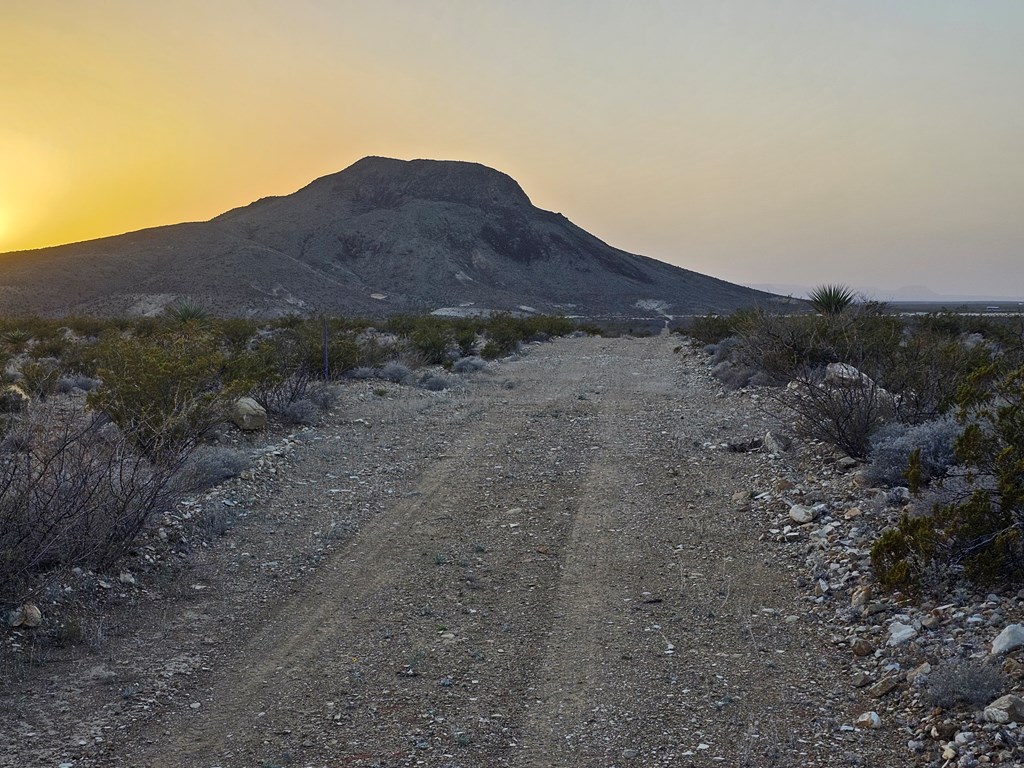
[216, 317, 259, 353]
[453, 356, 486, 373]
[56, 374, 101, 394]
[281, 399, 319, 425]
[87, 329, 230, 459]
[766, 368, 895, 459]
[346, 366, 377, 380]
[418, 374, 451, 392]
[871, 360, 1024, 591]
[379, 362, 412, 384]
[178, 445, 250, 492]
[867, 417, 961, 487]
[0, 401, 186, 600]
[480, 341, 505, 361]
[306, 384, 340, 411]
[711, 361, 760, 390]
[877, 328, 993, 423]
[482, 314, 526, 358]
[452, 321, 479, 357]
[227, 330, 312, 413]
[683, 311, 755, 345]
[926, 660, 1004, 709]
[18, 359, 62, 400]
[28, 335, 70, 360]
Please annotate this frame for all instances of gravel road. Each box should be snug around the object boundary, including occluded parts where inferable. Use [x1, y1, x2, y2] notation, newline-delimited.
[2, 334, 908, 767]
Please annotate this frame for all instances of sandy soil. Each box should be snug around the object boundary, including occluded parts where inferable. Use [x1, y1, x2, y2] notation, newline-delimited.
[1, 334, 907, 767]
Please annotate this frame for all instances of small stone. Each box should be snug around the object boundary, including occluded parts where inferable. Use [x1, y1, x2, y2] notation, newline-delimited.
[789, 505, 816, 524]
[854, 711, 881, 729]
[991, 624, 1024, 655]
[837, 457, 860, 472]
[888, 621, 918, 646]
[906, 662, 932, 684]
[868, 677, 900, 699]
[190, 702, 202, 710]
[851, 671, 873, 688]
[844, 506, 863, 520]
[622, 748, 639, 759]
[119, 571, 136, 585]
[7, 603, 42, 628]
[851, 585, 872, 608]
[851, 638, 874, 657]
[984, 694, 1024, 724]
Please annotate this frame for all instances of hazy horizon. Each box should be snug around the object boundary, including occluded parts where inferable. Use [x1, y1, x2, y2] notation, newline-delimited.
[4, 1, 1023, 299]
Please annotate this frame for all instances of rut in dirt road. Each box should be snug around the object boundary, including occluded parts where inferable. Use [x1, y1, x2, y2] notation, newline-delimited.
[119, 335, 904, 768]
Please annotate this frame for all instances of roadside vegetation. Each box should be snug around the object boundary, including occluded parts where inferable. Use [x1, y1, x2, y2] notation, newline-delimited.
[0, 310, 582, 603]
[679, 289, 1024, 596]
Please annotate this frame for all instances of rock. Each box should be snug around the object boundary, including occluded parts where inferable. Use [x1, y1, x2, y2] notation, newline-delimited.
[230, 397, 267, 431]
[7, 603, 42, 628]
[851, 670, 873, 688]
[888, 621, 918, 646]
[844, 506, 864, 519]
[983, 695, 1024, 724]
[906, 662, 932, 684]
[852, 638, 874, 657]
[921, 614, 941, 630]
[868, 677, 900, 698]
[825, 362, 873, 387]
[851, 585, 872, 608]
[836, 457, 860, 472]
[764, 431, 792, 452]
[119, 571, 136, 585]
[991, 624, 1024, 655]
[789, 505, 816, 524]
[0, 384, 29, 413]
[855, 711, 881, 729]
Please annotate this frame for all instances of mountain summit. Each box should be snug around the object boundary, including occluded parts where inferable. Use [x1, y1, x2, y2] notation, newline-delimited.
[0, 157, 784, 317]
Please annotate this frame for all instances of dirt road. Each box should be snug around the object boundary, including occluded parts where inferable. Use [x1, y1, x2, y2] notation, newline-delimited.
[4, 335, 906, 767]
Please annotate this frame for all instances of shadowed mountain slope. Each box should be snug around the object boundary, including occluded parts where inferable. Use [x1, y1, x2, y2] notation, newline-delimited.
[0, 157, 787, 318]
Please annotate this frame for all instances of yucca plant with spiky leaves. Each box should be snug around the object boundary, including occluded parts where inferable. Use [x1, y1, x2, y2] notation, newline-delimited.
[808, 284, 856, 316]
[164, 297, 210, 325]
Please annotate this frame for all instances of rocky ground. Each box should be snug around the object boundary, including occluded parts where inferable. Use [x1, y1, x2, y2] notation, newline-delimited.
[2, 333, 1022, 767]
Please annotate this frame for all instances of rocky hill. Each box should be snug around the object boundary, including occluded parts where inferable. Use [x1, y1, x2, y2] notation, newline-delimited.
[0, 157, 787, 318]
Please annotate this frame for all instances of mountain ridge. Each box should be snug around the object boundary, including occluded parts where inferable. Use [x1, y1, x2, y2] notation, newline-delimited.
[0, 156, 789, 318]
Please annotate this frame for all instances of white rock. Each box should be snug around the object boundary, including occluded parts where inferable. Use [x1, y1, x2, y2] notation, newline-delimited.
[984, 694, 1024, 724]
[789, 505, 816, 524]
[854, 711, 881, 729]
[992, 623, 1024, 655]
[230, 397, 267, 431]
[888, 621, 918, 646]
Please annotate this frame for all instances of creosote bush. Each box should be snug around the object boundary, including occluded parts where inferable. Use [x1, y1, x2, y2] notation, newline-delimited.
[0, 400, 187, 601]
[870, 361, 1024, 592]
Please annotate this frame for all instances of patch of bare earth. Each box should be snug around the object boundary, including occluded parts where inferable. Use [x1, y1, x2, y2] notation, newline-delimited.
[1, 335, 906, 767]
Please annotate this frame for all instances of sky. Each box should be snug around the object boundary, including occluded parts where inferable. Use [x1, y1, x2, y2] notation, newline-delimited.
[2, 0, 1023, 299]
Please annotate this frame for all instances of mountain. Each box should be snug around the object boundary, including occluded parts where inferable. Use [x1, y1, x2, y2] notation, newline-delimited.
[0, 157, 788, 318]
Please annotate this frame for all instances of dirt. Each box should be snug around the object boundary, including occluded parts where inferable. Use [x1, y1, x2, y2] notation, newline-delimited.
[1, 334, 908, 767]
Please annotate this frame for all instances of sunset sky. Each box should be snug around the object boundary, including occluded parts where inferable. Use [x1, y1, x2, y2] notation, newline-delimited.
[3, 1, 1022, 298]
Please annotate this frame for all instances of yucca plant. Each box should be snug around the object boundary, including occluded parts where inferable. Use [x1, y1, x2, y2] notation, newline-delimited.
[808, 284, 856, 316]
[164, 297, 210, 325]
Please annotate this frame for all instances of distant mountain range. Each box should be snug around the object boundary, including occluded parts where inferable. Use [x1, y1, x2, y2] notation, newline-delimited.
[0, 157, 791, 318]
[749, 283, 1024, 305]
